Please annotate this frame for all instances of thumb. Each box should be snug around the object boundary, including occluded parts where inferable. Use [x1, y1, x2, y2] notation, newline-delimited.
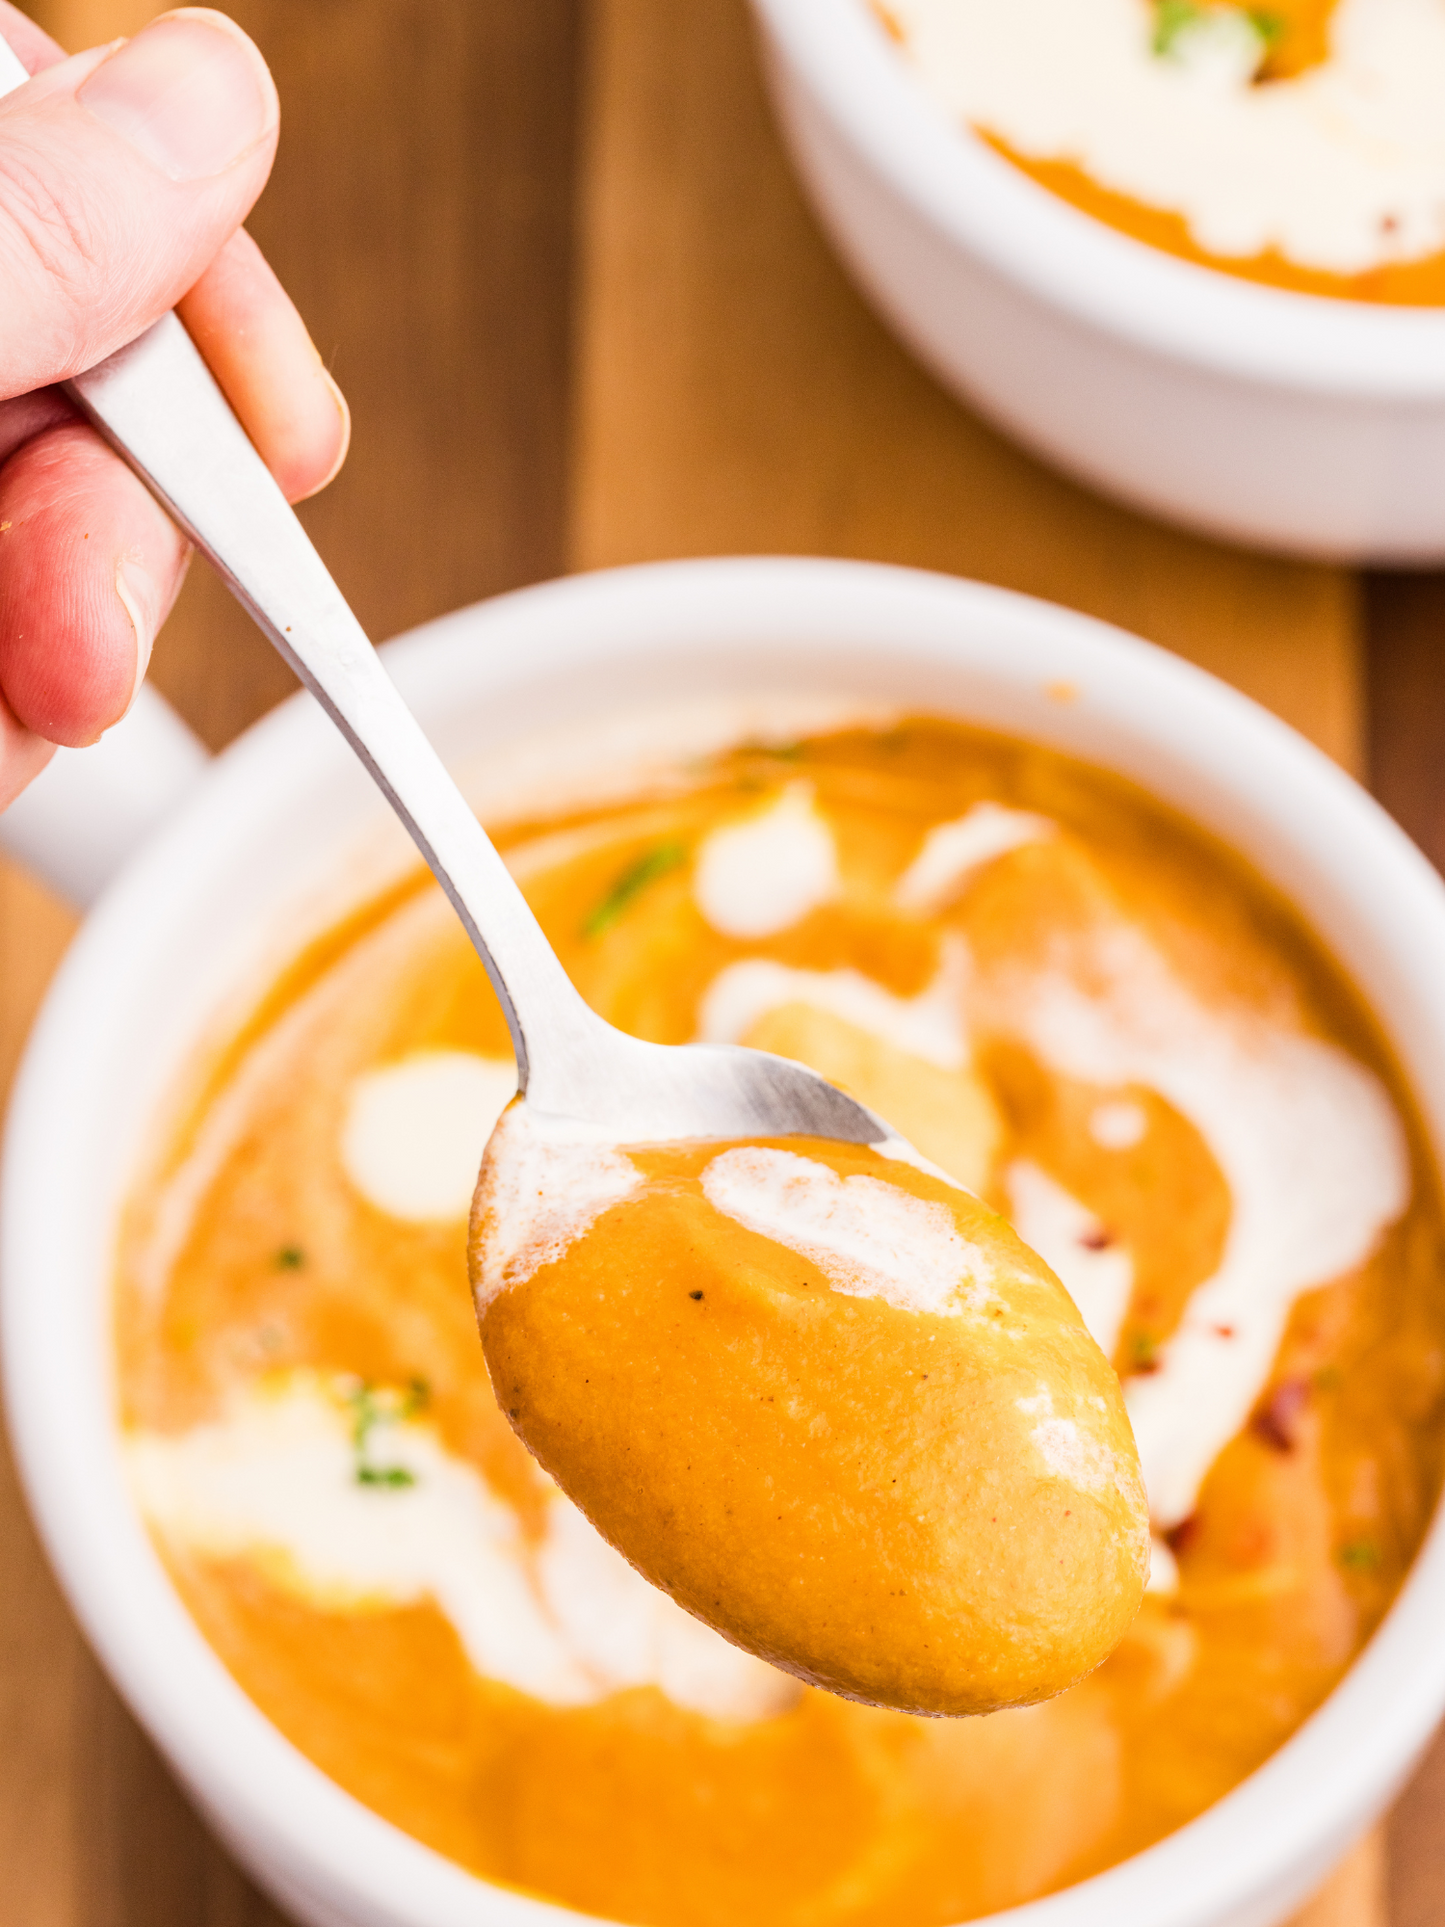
[0, 8, 278, 398]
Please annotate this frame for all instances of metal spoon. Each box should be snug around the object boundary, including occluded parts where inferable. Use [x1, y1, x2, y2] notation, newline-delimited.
[0, 36, 894, 1153]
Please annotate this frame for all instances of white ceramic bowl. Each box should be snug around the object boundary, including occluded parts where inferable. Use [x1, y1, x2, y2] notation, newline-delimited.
[748, 0, 1445, 562]
[7, 556, 1445, 1927]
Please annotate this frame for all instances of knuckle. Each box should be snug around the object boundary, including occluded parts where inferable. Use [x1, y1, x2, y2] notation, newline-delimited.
[3, 144, 106, 279]
[0, 144, 115, 358]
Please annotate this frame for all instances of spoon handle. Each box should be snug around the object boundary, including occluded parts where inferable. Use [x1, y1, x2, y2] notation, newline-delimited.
[0, 28, 598, 1091]
[79, 319, 589, 1077]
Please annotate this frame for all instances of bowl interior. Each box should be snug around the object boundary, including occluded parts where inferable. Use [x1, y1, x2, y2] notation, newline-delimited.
[9, 557, 1445, 1927]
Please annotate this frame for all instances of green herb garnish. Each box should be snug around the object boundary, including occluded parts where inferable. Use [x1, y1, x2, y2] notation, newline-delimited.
[1338, 1539, 1381, 1573]
[1153, 0, 1279, 59]
[1154, 1, 1202, 54]
[582, 841, 688, 939]
[274, 1244, 305, 1270]
[1127, 1329, 1160, 1373]
[347, 1377, 429, 1489]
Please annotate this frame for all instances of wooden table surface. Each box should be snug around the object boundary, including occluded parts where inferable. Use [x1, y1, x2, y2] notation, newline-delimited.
[2, 0, 1444, 1920]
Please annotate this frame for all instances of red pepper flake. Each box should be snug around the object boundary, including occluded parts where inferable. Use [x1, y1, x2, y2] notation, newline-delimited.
[1079, 1225, 1115, 1251]
[1230, 1518, 1276, 1566]
[1166, 1514, 1200, 1556]
[1213, 1323, 1236, 1340]
[1251, 1377, 1310, 1453]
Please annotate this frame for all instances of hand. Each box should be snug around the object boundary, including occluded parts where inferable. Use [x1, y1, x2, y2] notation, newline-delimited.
[0, 3, 349, 805]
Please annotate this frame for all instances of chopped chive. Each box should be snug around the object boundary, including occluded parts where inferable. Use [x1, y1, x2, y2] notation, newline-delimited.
[274, 1244, 305, 1270]
[1127, 1330, 1160, 1373]
[1153, 0, 1203, 54]
[1338, 1539, 1380, 1573]
[582, 840, 688, 939]
[1249, 8, 1283, 45]
[1152, 0, 1276, 58]
[347, 1377, 429, 1489]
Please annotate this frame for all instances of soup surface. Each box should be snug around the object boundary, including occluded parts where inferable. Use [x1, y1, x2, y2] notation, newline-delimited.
[878, 0, 1445, 303]
[119, 715, 1445, 1926]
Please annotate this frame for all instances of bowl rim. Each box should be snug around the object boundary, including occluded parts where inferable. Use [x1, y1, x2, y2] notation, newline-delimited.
[748, 0, 1445, 400]
[8, 555, 1445, 1927]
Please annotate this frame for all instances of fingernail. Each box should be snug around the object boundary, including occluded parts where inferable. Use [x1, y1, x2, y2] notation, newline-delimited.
[78, 10, 277, 183]
[114, 555, 156, 721]
[305, 369, 351, 500]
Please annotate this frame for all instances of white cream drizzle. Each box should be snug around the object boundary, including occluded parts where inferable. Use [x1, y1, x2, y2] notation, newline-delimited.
[341, 1051, 516, 1223]
[895, 802, 1054, 917]
[691, 807, 1409, 1529]
[127, 1374, 798, 1723]
[1089, 1098, 1149, 1150]
[993, 921, 1409, 1527]
[1005, 1158, 1134, 1358]
[697, 946, 969, 1070]
[887, 0, 1445, 276]
[693, 783, 839, 938]
[1016, 1384, 1140, 1501]
[701, 1145, 998, 1313]
[471, 1104, 643, 1309]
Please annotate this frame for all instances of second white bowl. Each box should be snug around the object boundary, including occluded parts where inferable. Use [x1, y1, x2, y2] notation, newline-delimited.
[749, 0, 1445, 562]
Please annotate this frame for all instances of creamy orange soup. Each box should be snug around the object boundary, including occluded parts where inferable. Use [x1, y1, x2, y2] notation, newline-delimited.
[879, 0, 1445, 305]
[119, 718, 1445, 1926]
[473, 1118, 1149, 1716]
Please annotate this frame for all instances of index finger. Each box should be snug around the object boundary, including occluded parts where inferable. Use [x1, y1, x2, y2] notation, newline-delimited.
[0, 1, 65, 76]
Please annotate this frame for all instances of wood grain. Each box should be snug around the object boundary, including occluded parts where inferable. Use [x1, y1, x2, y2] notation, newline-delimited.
[1365, 574, 1445, 873]
[1364, 570, 1445, 1927]
[40, 0, 584, 750]
[1390, 1723, 1445, 1927]
[570, 0, 1362, 772]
